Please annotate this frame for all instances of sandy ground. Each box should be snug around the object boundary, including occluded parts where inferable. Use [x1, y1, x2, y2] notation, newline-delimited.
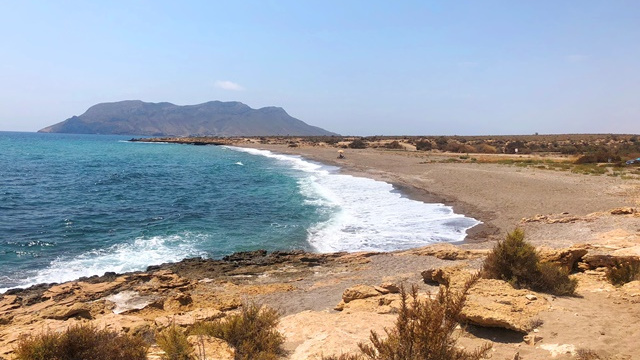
[237, 144, 640, 244]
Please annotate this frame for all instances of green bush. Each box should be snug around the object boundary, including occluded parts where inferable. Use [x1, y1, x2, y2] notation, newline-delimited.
[607, 260, 640, 286]
[156, 325, 194, 360]
[191, 303, 285, 360]
[482, 229, 539, 289]
[482, 229, 577, 296]
[536, 262, 578, 296]
[15, 324, 148, 360]
[324, 279, 491, 360]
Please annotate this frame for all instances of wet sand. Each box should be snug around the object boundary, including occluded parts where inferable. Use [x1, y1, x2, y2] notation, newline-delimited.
[237, 143, 639, 244]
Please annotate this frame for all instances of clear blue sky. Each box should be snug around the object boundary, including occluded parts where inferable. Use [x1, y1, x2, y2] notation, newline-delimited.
[1, 1, 639, 135]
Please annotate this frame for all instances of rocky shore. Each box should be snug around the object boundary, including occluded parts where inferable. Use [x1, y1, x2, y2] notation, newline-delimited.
[2, 139, 640, 359]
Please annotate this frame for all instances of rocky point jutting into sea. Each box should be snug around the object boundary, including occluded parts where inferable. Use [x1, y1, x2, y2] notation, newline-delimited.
[1, 135, 640, 359]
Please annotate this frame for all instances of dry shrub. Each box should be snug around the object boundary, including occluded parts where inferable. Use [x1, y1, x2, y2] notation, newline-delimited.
[348, 139, 368, 149]
[384, 141, 404, 150]
[536, 262, 577, 296]
[15, 324, 148, 360]
[576, 348, 606, 359]
[191, 303, 284, 360]
[415, 140, 433, 151]
[482, 229, 577, 296]
[324, 278, 491, 360]
[156, 325, 194, 360]
[474, 143, 497, 154]
[607, 260, 640, 286]
[322, 354, 364, 360]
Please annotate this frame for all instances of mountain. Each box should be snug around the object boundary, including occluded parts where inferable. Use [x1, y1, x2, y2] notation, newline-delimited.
[38, 100, 337, 136]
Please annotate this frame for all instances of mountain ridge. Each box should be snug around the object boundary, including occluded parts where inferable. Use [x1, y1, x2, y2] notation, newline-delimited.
[38, 100, 337, 136]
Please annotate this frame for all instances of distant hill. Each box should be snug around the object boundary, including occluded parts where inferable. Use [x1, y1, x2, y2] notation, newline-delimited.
[38, 100, 337, 136]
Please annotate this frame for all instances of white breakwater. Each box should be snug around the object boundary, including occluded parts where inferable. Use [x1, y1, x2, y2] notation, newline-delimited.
[227, 147, 480, 253]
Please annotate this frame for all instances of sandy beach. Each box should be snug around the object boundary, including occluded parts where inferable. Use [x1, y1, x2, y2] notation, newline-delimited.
[238, 143, 640, 245]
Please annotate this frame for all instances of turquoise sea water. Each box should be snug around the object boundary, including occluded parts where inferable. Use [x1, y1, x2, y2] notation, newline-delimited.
[0, 132, 479, 292]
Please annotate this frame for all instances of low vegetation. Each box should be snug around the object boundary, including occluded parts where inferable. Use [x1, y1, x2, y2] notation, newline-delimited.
[191, 302, 285, 360]
[482, 229, 577, 296]
[323, 279, 492, 360]
[156, 325, 194, 360]
[14, 324, 148, 360]
[606, 260, 640, 286]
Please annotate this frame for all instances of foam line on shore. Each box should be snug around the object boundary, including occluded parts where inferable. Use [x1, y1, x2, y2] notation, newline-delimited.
[227, 146, 480, 253]
[0, 233, 207, 293]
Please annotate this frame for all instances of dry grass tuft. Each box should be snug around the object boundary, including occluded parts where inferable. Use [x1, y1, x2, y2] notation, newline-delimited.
[15, 324, 148, 360]
[606, 260, 640, 286]
[323, 277, 491, 360]
[156, 324, 194, 360]
[191, 302, 285, 360]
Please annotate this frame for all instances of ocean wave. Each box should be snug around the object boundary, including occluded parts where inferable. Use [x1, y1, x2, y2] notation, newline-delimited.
[0, 233, 207, 293]
[226, 147, 480, 253]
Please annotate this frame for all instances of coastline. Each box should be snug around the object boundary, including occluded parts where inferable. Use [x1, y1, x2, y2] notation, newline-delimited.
[232, 144, 498, 243]
[2, 138, 640, 359]
[235, 143, 638, 246]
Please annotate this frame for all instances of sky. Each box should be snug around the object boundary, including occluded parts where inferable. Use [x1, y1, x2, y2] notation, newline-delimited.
[1, 1, 639, 135]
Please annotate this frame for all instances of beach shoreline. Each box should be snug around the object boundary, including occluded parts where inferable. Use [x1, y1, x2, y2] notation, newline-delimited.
[235, 142, 639, 247]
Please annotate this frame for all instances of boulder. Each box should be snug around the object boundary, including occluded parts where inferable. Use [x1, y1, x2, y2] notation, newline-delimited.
[578, 254, 639, 271]
[538, 246, 589, 271]
[379, 282, 400, 294]
[342, 285, 380, 303]
[459, 279, 549, 333]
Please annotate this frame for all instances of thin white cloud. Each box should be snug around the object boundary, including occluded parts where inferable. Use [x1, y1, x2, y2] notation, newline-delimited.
[215, 80, 245, 91]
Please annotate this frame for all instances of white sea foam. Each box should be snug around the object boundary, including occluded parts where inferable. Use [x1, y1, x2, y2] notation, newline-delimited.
[227, 147, 480, 253]
[0, 233, 206, 293]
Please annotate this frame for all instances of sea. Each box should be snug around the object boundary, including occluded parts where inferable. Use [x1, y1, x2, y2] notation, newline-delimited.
[0, 132, 479, 292]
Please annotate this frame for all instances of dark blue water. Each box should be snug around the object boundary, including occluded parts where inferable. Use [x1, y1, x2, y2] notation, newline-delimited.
[0, 132, 479, 292]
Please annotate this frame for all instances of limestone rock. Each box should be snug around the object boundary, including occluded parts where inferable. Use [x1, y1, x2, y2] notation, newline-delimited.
[610, 207, 636, 215]
[92, 313, 150, 335]
[460, 279, 549, 333]
[104, 290, 159, 314]
[523, 334, 543, 345]
[155, 308, 223, 328]
[379, 282, 400, 294]
[538, 246, 588, 271]
[42, 302, 92, 320]
[342, 285, 380, 303]
[401, 243, 488, 260]
[373, 286, 389, 294]
[579, 254, 639, 271]
[279, 310, 395, 360]
[187, 335, 235, 360]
